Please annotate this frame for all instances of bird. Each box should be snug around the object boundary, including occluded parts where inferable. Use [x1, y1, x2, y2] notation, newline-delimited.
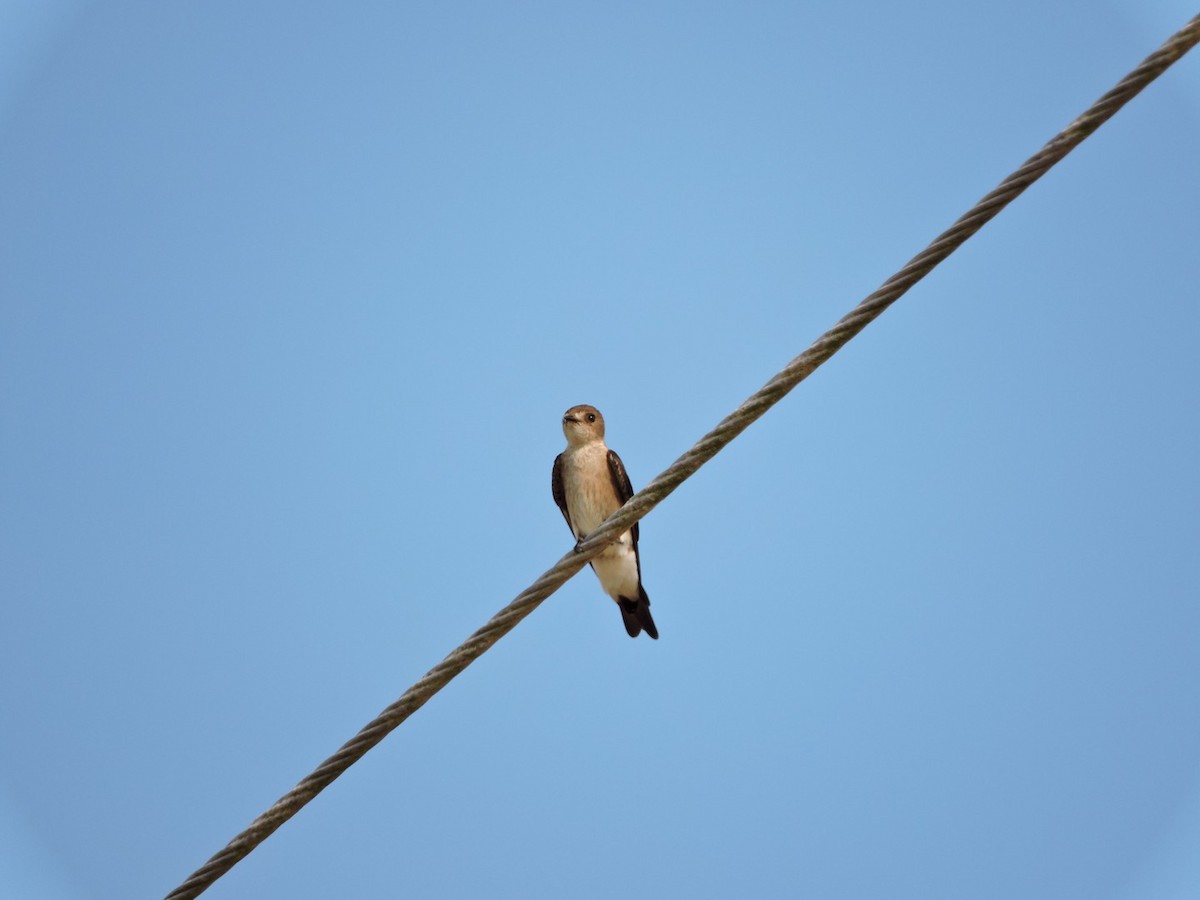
[551, 404, 658, 639]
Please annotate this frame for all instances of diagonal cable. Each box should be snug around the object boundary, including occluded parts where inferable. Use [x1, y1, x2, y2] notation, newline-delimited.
[165, 15, 1200, 899]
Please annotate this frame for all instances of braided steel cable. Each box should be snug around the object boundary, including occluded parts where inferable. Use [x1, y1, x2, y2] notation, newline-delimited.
[165, 15, 1200, 899]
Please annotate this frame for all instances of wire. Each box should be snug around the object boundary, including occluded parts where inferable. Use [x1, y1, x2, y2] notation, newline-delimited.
[164, 15, 1200, 899]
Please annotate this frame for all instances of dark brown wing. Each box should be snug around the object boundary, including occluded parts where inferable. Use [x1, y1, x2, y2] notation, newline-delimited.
[606, 449, 640, 548]
[551, 453, 573, 533]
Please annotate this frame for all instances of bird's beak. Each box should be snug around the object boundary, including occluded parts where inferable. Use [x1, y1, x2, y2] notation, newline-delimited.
[563, 414, 578, 424]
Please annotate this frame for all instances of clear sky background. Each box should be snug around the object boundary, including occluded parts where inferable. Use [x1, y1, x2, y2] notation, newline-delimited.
[2, 2, 1198, 898]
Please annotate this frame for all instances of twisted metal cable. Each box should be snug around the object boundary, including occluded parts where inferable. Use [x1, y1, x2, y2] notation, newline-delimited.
[165, 15, 1200, 899]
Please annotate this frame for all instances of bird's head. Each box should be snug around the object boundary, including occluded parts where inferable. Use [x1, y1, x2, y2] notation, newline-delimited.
[561, 404, 605, 447]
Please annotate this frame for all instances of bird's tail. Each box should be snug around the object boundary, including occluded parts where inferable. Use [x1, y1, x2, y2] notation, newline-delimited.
[618, 586, 658, 640]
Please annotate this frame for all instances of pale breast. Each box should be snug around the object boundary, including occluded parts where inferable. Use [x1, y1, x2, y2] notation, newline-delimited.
[563, 444, 620, 538]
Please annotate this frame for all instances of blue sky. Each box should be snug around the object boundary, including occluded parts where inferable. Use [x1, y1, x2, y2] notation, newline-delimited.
[2, 2, 1198, 898]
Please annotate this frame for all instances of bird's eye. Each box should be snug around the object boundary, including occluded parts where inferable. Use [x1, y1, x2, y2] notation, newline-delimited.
[587, 414, 596, 423]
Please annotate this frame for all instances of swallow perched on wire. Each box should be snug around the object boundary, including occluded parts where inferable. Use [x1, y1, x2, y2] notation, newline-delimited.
[551, 405, 658, 639]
